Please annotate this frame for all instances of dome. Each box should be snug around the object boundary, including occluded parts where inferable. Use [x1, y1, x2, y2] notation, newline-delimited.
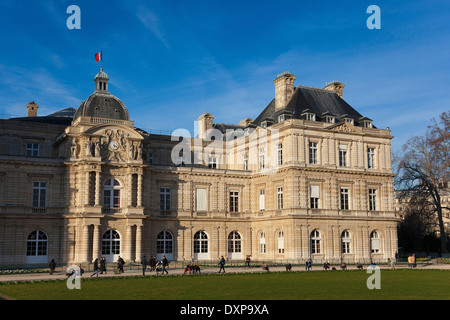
[94, 68, 109, 80]
[73, 92, 129, 121]
[73, 68, 129, 121]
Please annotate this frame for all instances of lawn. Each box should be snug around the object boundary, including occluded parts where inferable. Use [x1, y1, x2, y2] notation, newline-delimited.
[0, 269, 449, 300]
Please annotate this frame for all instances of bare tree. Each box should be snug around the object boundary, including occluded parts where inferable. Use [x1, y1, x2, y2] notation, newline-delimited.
[396, 111, 449, 253]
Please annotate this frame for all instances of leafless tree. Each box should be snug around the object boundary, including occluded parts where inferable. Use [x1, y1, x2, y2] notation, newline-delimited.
[396, 111, 449, 253]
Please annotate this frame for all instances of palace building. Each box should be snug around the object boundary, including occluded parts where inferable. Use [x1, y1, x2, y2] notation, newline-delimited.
[0, 69, 399, 265]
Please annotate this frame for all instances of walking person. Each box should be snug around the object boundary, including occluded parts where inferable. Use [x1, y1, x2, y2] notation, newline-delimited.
[162, 255, 169, 275]
[408, 254, 413, 268]
[218, 256, 226, 273]
[49, 259, 56, 275]
[100, 257, 106, 274]
[305, 259, 312, 271]
[150, 256, 156, 272]
[141, 256, 148, 276]
[90, 259, 99, 278]
[117, 256, 125, 273]
[245, 255, 251, 268]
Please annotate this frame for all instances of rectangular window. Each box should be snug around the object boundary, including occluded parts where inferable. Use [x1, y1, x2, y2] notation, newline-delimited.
[208, 157, 217, 169]
[259, 148, 265, 169]
[340, 187, 349, 210]
[27, 143, 39, 157]
[339, 144, 347, 167]
[369, 188, 377, 211]
[229, 191, 239, 212]
[310, 185, 320, 209]
[326, 116, 335, 124]
[277, 143, 283, 166]
[160, 187, 171, 211]
[342, 239, 351, 254]
[243, 154, 248, 171]
[196, 188, 207, 212]
[259, 189, 265, 211]
[148, 152, 154, 165]
[306, 113, 316, 121]
[278, 114, 285, 123]
[32, 181, 46, 208]
[277, 187, 283, 210]
[368, 148, 375, 169]
[309, 142, 317, 164]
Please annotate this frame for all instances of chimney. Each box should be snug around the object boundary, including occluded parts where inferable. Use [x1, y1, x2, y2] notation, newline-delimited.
[197, 112, 214, 140]
[26, 101, 39, 117]
[273, 71, 296, 111]
[324, 80, 345, 98]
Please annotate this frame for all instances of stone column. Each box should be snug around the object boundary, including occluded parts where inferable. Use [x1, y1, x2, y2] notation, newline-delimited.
[81, 224, 90, 263]
[137, 174, 143, 207]
[135, 225, 142, 262]
[127, 174, 133, 207]
[95, 171, 101, 206]
[85, 171, 90, 206]
[92, 224, 100, 262]
[124, 225, 133, 262]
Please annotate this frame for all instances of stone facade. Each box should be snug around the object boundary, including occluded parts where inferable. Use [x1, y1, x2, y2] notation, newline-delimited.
[0, 69, 399, 266]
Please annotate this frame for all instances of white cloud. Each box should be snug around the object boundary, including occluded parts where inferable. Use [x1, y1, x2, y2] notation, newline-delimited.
[136, 6, 170, 49]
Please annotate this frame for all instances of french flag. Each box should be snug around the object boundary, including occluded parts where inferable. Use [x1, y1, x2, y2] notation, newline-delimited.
[95, 51, 102, 62]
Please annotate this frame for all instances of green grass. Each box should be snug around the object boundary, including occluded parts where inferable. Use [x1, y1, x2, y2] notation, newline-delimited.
[1, 269, 449, 300]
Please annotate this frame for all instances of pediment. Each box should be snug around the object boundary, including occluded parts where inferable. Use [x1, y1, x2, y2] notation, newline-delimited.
[326, 121, 364, 134]
[84, 124, 144, 140]
[69, 124, 144, 163]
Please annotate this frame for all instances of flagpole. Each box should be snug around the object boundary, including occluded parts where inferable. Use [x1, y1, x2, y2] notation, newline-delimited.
[101, 51, 103, 70]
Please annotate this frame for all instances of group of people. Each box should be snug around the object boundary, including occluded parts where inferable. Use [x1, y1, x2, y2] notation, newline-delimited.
[87, 255, 172, 278]
[183, 263, 202, 275]
[407, 253, 416, 268]
[141, 255, 169, 276]
[57, 251, 415, 279]
[90, 257, 112, 278]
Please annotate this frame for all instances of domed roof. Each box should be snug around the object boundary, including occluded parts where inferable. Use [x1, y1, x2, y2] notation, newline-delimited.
[73, 68, 129, 121]
[94, 68, 109, 80]
[73, 93, 129, 121]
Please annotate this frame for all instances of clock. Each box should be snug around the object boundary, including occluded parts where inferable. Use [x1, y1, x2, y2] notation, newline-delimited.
[109, 140, 119, 150]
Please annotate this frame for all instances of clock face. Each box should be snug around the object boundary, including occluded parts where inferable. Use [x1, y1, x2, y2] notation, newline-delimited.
[109, 140, 119, 150]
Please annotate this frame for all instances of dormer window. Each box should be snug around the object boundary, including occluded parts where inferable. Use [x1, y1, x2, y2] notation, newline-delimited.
[344, 118, 354, 125]
[363, 120, 373, 128]
[278, 114, 285, 123]
[325, 116, 335, 124]
[261, 121, 267, 128]
[305, 113, 316, 121]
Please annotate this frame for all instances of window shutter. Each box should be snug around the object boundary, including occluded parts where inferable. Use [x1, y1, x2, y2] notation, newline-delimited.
[310, 185, 320, 198]
[196, 189, 207, 211]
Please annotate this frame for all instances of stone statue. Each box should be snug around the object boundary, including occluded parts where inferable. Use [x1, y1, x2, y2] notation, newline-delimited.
[94, 140, 101, 157]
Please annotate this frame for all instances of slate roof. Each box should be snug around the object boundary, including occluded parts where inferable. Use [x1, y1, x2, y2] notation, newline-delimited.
[252, 85, 370, 127]
[8, 107, 76, 126]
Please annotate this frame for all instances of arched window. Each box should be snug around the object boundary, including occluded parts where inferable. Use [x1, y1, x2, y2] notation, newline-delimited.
[102, 230, 121, 262]
[370, 230, 380, 253]
[341, 230, 351, 254]
[277, 231, 285, 254]
[27, 230, 48, 257]
[103, 178, 121, 208]
[157, 231, 173, 260]
[259, 232, 266, 254]
[194, 231, 209, 260]
[311, 229, 321, 254]
[228, 231, 242, 259]
[228, 231, 242, 254]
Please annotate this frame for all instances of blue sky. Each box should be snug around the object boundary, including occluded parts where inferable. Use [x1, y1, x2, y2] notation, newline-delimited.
[0, 0, 449, 153]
